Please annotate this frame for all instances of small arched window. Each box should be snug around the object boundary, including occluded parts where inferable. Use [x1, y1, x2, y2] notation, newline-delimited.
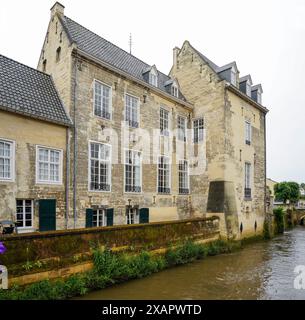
[42, 59, 47, 72]
[56, 47, 61, 62]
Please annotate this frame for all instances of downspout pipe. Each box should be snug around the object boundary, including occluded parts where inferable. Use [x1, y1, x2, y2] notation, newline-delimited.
[264, 114, 267, 216]
[73, 56, 78, 229]
[65, 127, 70, 229]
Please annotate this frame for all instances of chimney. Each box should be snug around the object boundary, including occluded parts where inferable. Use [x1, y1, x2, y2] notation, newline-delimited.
[51, 2, 65, 18]
[173, 47, 180, 68]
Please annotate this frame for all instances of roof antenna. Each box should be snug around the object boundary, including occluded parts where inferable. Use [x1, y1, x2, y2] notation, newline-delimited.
[129, 33, 133, 55]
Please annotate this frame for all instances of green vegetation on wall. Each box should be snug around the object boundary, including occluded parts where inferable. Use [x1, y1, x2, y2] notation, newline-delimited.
[0, 239, 240, 300]
[273, 207, 285, 234]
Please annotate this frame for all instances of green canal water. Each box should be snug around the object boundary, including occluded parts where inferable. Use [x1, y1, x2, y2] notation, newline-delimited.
[78, 227, 305, 300]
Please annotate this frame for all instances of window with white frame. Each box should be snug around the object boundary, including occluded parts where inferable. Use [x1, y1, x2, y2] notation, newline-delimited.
[125, 150, 141, 193]
[179, 160, 189, 194]
[245, 121, 251, 145]
[257, 91, 262, 104]
[231, 69, 236, 86]
[94, 81, 111, 119]
[160, 108, 169, 136]
[158, 156, 170, 194]
[37, 147, 62, 184]
[125, 94, 139, 128]
[92, 209, 107, 227]
[149, 71, 158, 87]
[89, 142, 111, 191]
[193, 118, 204, 143]
[0, 139, 14, 181]
[171, 84, 179, 97]
[16, 199, 33, 228]
[177, 116, 186, 141]
[246, 81, 251, 96]
[126, 207, 139, 224]
[245, 162, 251, 198]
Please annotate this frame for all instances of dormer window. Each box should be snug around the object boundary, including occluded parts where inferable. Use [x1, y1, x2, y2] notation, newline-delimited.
[171, 83, 179, 98]
[257, 91, 262, 104]
[231, 68, 237, 86]
[149, 70, 158, 87]
[144, 65, 158, 87]
[246, 81, 251, 96]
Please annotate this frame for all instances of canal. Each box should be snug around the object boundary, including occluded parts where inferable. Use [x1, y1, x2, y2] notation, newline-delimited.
[79, 227, 305, 300]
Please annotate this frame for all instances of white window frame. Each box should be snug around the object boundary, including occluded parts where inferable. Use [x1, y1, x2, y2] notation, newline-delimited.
[246, 81, 251, 96]
[93, 79, 112, 120]
[193, 118, 204, 143]
[157, 155, 171, 194]
[177, 115, 187, 142]
[16, 199, 34, 230]
[245, 121, 252, 145]
[171, 84, 179, 97]
[92, 208, 107, 227]
[124, 149, 142, 193]
[178, 159, 190, 194]
[149, 69, 158, 87]
[257, 91, 262, 104]
[231, 69, 236, 86]
[126, 207, 139, 225]
[245, 162, 252, 197]
[88, 141, 112, 192]
[36, 145, 63, 185]
[0, 138, 15, 182]
[125, 93, 140, 128]
[160, 107, 170, 136]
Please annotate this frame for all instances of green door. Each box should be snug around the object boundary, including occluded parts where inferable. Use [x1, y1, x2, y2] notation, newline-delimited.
[139, 208, 149, 224]
[39, 199, 56, 231]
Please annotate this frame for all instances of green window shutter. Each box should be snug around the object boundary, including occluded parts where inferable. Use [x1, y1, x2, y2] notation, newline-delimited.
[86, 209, 93, 228]
[139, 208, 149, 224]
[106, 208, 114, 226]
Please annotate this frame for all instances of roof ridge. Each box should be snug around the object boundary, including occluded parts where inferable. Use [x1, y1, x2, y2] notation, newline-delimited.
[63, 16, 171, 79]
[0, 53, 51, 78]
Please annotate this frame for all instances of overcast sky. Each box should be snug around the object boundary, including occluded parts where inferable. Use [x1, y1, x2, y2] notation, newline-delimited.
[1, 0, 304, 183]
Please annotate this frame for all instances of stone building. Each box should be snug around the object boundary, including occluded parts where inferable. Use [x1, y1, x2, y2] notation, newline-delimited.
[170, 42, 268, 238]
[0, 54, 72, 232]
[35, 2, 268, 238]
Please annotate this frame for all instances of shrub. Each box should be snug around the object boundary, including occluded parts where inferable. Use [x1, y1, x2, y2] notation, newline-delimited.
[0, 239, 238, 300]
[274, 207, 285, 234]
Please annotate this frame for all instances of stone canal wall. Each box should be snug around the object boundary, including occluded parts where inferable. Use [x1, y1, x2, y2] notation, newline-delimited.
[0, 217, 220, 286]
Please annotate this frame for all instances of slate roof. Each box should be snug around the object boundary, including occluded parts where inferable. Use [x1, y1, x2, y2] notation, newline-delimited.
[0, 54, 72, 126]
[60, 16, 187, 102]
[239, 74, 253, 84]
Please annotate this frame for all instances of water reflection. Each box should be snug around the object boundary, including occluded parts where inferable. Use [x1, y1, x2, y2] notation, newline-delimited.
[78, 227, 305, 300]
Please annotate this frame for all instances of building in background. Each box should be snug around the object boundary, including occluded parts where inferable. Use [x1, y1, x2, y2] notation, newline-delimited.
[0, 54, 72, 233]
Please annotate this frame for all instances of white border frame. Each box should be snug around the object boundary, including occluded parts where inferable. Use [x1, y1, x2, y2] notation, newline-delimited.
[160, 106, 171, 137]
[0, 137, 15, 183]
[156, 154, 171, 194]
[35, 145, 63, 185]
[245, 120, 252, 144]
[93, 79, 113, 121]
[124, 93, 140, 128]
[123, 148, 143, 194]
[192, 117, 204, 143]
[88, 140, 112, 193]
[178, 158, 190, 195]
[16, 199, 34, 231]
[177, 114, 187, 142]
